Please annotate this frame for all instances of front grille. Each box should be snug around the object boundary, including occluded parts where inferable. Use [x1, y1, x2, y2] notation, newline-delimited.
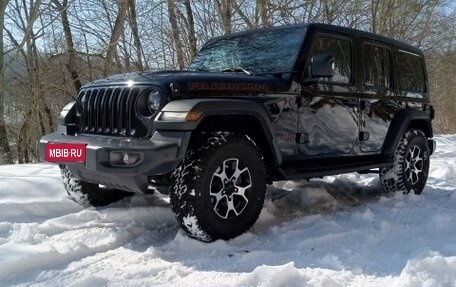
[77, 86, 143, 137]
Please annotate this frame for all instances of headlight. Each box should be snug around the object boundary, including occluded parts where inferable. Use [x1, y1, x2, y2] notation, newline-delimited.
[147, 91, 162, 115]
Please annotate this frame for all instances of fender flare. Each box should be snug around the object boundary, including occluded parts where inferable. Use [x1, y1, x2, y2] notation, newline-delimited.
[154, 99, 283, 165]
[382, 109, 433, 156]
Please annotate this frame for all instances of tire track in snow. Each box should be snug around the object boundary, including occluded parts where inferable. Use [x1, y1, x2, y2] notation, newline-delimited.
[0, 200, 177, 285]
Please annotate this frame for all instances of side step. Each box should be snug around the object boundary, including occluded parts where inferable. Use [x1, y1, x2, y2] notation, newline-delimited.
[277, 155, 392, 180]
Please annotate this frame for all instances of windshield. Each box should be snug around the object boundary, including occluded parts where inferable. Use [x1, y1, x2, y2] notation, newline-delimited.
[188, 26, 307, 74]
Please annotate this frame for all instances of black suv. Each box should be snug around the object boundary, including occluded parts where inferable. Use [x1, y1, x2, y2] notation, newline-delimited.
[39, 23, 435, 242]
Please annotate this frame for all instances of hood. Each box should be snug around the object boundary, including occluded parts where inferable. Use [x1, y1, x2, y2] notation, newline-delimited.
[82, 70, 291, 94]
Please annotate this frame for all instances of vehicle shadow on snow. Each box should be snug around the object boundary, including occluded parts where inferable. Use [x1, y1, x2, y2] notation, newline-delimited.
[122, 176, 391, 273]
[263, 177, 384, 220]
[121, 176, 384, 248]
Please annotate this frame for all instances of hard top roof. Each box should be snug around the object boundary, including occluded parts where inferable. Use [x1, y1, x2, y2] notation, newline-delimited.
[203, 23, 422, 56]
[307, 23, 422, 54]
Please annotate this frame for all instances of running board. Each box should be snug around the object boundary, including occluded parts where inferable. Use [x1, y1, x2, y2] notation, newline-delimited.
[277, 155, 392, 180]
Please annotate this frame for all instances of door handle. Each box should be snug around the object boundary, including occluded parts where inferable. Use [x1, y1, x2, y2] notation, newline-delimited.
[341, 98, 358, 108]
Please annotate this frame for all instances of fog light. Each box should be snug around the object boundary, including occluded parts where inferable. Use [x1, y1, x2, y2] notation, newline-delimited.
[122, 152, 129, 164]
[124, 152, 140, 165]
[110, 151, 142, 166]
[122, 152, 139, 165]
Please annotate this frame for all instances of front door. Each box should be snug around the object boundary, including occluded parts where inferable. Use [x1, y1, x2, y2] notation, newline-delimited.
[298, 34, 359, 157]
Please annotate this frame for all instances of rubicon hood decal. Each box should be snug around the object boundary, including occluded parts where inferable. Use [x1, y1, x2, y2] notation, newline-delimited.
[82, 70, 288, 93]
[187, 81, 269, 92]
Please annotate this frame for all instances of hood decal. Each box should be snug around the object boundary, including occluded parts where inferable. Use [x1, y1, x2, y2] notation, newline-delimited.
[83, 70, 289, 93]
[187, 81, 269, 92]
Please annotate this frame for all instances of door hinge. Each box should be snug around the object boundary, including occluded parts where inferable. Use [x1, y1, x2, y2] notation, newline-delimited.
[359, 131, 370, 141]
[296, 133, 309, 144]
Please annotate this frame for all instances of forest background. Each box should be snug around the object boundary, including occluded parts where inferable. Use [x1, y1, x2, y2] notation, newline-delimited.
[0, 0, 455, 164]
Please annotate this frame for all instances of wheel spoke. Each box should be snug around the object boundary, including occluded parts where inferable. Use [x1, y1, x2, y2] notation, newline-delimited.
[234, 183, 251, 197]
[233, 169, 249, 185]
[405, 161, 411, 170]
[406, 151, 412, 162]
[226, 197, 239, 217]
[213, 165, 228, 182]
[408, 171, 414, 183]
[215, 196, 229, 219]
[414, 158, 423, 172]
[210, 187, 224, 202]
[413, 172, 418, 183]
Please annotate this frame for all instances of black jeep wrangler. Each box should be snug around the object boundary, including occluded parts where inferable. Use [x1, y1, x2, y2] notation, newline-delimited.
[39, 23, 435, 242]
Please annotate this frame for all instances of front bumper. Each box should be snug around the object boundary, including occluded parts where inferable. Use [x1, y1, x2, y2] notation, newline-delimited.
[39, 131, 191, 193]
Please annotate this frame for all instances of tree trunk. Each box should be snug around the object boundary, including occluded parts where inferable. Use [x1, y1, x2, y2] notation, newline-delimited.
[104, 0, 129, 76]
[128, 0, 145, 70]
[215, 0, 233, 34]
[183, 0, 197, 58]
[51, 0, 82, 93]
[0, 0, 13, 164]
[167, 0, 185, 69]
[17, 117, 30, 164]
[256, 0, 269, 27]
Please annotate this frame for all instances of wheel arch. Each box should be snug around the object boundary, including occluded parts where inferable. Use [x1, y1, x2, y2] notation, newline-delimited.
[155, 98, 283, 172]
[382, 109, 433, 156]
[192, 114, 279, 171]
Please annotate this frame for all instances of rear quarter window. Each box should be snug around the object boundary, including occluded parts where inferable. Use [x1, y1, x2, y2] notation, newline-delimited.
[397, 51, 426, 97]
[363, 44, 392, 88]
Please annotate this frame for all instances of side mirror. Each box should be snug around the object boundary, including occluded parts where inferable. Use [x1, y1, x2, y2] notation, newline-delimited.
[310, 54, 335, 78]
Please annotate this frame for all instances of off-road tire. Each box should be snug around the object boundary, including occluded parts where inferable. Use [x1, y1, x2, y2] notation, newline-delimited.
[60, 165, 133, 207]
[380, 129, 430, 194]
[169, 132, 266, 242]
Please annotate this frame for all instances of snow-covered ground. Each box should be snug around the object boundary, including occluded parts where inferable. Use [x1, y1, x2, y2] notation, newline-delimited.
[0, 136, 456, 287]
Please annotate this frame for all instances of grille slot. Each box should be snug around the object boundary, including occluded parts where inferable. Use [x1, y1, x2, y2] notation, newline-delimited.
[77, 86, 143, 137]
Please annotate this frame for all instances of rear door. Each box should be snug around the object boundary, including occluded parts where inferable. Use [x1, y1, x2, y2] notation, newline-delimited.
[359, 41, 398, 152]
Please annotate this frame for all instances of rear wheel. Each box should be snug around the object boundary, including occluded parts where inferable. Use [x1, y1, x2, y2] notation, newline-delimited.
[60, 165, 133, 207]
[169, 132, 266, 242]
[380, 129, 430, 194]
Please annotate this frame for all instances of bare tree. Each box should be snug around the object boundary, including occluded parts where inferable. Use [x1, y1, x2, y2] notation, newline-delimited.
[1, 0, 456, 163]
[104, 0, 129, 76]
[0, 0, 13, 164]
[256, 0, 270, 27]
[51, 0, 82, 92]
[167, 0, 185, 69]
[183, 0, 198, 58]
[128, 0, 146, 70]
[215, 0, 233, 34]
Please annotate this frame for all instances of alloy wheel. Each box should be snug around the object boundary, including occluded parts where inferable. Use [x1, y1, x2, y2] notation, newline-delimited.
[209, 158, 252, 219]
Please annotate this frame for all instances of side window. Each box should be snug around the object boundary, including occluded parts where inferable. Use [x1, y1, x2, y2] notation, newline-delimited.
[308, 36, 352, 84]
[363, 45, 392, 88]
[397, 51, 426, 94]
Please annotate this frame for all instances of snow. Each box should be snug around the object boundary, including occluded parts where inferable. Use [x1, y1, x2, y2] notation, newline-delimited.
[0, 135, 456, 287]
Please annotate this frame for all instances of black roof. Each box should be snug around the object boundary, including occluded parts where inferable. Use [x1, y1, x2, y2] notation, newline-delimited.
[307, 23, 421, 54]
[204, 23, 422, 56]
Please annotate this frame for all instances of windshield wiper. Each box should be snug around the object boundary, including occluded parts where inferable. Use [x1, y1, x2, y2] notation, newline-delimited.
[221, 67, 252, 75]
[188, 67, 209, 72]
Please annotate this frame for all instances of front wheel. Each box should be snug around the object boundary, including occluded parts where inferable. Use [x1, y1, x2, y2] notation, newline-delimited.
[169, 132, 266, 242]
[380, 129, 430, 194]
